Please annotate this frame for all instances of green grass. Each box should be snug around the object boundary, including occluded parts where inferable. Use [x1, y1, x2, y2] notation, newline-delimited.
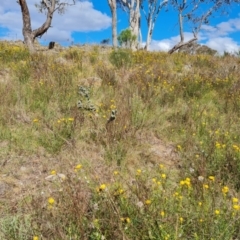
[0, 42, 240, 239]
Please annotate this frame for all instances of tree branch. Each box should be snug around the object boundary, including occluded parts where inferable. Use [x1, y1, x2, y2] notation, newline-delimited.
[168, 35, 197, 54]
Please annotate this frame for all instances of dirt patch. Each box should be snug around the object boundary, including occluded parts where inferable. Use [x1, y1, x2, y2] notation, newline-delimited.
[136, 132, 180, 168]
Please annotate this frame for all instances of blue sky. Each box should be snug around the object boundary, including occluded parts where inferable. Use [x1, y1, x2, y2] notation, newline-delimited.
[0, 0, 240, 53]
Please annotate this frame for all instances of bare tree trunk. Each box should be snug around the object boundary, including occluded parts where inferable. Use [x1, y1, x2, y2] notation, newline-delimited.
[168, 8, 198, 54]
[142, 0, 168, 51]
[108, 0, 118, 48]
[179, 10, 184, 43]
[18, 0, 60, 53]
[145, 20, 153, 50]
[129, 0, 140, 50]
[19, 0, 35, 52]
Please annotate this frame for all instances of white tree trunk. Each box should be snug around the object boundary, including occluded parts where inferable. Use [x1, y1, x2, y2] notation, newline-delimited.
[129, 0, 140, 50]
[145, 20, 153, 50]
[108, 0, 118, 48]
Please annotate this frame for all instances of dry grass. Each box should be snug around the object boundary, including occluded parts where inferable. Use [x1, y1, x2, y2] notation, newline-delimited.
[0, 41, 240, 239]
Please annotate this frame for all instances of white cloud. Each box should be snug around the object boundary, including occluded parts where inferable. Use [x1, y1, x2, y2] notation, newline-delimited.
[150, 32, 198, 51]
[205, 37, 240, 54]
[0, 0, 111, 42]
[202, 18, 240, 38]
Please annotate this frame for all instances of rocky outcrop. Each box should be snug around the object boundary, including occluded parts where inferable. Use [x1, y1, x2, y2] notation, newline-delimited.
[179, 42, 217, 55]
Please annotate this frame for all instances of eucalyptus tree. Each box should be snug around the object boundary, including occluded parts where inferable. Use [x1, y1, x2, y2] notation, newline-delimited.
[117, 0, 143, 50]
[141, 0, 168, 50]
[108, 0, 118, 48]
[17, 0, 75, 53]
[168, 0, 237, 54]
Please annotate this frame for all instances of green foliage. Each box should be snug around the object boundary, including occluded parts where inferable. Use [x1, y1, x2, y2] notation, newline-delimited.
[0, 214, 33, 240]
[117, 29, 137, 48]
[109, 49, 133, 68]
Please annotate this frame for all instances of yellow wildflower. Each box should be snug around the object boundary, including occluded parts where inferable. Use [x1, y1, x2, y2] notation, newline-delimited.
[48, 197, 55, 205]
[160, 211, 165, 217]
[232, 198, 239, 203]
[159, 164, 164, 169]
[121, 217, 131, 223]
[177, 145, 182, 151]
[118, 189, 124, 194]
[215, 210, 220, 215]
[208, 176, 215, 181]
[98, 184, 106, 192]
[233, 205, 240, 211]
[203, 184, 209, 189]
[161, 173, 166, 179]
[222, 186, 229, 195]
[215, 142, 221, 149]
[145, 199, 151, 205]
[136, 169, 142, 175]
[33, 237, 39, 240]
[74, 164, 82, 172]
[180, 180, 185, 186]
[152, 178, 157, 183]
[50, 170, 56, 175]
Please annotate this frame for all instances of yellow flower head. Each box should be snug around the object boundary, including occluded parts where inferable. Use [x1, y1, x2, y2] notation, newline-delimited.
[121, 217, 131, 224]
[208, 176, 215, 181]
[145, 199, 151, 205]
[177, 145, 182, 151]
[232, 198, 239, 203]
[68, 117, 74, 121]
[50, 170, 56, 175]
[203, 184, 209, 189]
[161, 173, 166, 179]
[98, 184, 106, 192]
[74, 164, 82, 172]
[118, 189, 124, 194]
[152, 178, 157, 183]
[159, 164, 164, 169]
[180, 180, 185, 186]
[233, 205, 240, 211]
[136, 169, 142, 175]
[215, 210, 220, 215]
[33, 237, 39, 240]
[222, 186, 229, 194]
[48, 197, 55, 205]
[160, 211, 165, 217]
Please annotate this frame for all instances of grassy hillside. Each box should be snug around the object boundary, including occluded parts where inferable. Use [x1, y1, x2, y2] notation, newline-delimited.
[0, 41, 240, 239]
